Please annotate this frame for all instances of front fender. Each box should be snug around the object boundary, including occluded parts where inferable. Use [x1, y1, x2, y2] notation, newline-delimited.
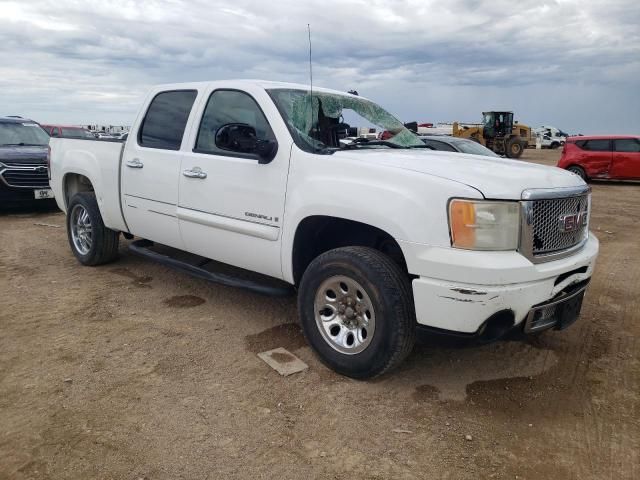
[280, 156, 482, 283]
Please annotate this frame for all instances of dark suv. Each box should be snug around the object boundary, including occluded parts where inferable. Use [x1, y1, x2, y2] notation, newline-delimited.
[0, 117, 53, 205]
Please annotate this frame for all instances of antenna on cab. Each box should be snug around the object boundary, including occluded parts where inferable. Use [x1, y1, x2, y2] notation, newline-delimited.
[307, 24, 315, 151]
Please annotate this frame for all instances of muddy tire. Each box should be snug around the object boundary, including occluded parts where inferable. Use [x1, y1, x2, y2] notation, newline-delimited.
[298, 247, 416, 379]
[567, 165, 588, 182]
[67, 192, 120, 266]
[506, 138, 524, 158]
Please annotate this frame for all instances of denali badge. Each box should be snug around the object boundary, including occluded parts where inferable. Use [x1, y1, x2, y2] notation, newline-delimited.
[245, 212, 278, 222]
[558, 212, 588, 232]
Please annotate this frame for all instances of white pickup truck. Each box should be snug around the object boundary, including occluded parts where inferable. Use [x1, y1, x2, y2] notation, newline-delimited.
[50, 80, 599, 378]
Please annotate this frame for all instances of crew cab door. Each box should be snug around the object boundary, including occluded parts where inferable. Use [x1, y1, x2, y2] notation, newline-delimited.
[177, 87, 290, 279]
[121, 89, 198, 249]
[611, 138, 640, 179]
[575, 139, 612, 178]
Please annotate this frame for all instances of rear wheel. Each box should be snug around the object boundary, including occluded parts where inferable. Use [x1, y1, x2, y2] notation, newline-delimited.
[298, 247, 416, 379]
[550, 142, 560, 149]
[67, 192, 120, 266]
[567, 165, 587, 182]
[506, 138, 524, 158]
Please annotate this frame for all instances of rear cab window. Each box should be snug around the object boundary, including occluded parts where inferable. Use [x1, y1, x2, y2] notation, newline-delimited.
[138, 90, 198, 150]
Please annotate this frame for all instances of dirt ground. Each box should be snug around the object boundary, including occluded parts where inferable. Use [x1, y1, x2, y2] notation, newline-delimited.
[1, 149, 639, 479]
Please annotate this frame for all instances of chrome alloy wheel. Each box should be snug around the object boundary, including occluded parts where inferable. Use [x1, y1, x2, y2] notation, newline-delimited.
[314, 275, 376, 355]
[70, 204, 93, 255]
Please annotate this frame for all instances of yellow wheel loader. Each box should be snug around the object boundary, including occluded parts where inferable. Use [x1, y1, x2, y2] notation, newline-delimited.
[453, 111, 532, 158]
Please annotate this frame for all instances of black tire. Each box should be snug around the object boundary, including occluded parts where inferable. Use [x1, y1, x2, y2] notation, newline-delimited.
[298, 246, 416, 379]
[567, 165, 588, 182]
[66, 192, 120, 266]
[550, 142, 560, 149]
[506, 138, 524, 158]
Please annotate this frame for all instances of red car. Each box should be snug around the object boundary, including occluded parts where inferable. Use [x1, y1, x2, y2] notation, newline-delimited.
[41, 124, 95, 139]
[558, 135, 640, 181]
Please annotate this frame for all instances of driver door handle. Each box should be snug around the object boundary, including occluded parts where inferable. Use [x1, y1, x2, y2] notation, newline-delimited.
[126, 158, 143, 168]
[183, 167, 207, 179]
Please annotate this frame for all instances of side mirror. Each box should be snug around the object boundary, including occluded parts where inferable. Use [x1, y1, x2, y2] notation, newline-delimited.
[215, 123, 277, 164]
[404, 121, 418, 133]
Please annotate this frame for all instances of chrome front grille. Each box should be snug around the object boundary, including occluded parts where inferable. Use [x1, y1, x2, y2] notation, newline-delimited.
[520, 186, 591, 263]
[531, 194, 589, 254]
[0, 164, 50, 188]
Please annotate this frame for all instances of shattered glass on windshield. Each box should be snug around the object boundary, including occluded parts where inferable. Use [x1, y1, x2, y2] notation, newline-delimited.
[267, 89, 425, 153]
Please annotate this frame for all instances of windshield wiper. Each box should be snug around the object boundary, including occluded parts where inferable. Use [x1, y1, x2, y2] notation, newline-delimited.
[341, 139, 404, 150]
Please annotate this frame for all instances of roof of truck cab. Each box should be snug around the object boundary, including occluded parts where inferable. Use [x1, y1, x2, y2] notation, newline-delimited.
[151, 79, 368, 99]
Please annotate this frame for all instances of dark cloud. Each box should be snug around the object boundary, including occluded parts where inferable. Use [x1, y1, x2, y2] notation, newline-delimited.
[0, 0, 638, 133]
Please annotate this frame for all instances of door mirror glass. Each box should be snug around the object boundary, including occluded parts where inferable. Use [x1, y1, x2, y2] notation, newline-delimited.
[215, 123, 277, 163]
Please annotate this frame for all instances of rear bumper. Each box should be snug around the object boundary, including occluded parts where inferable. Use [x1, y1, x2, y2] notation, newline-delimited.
[404, 234, 599, 334]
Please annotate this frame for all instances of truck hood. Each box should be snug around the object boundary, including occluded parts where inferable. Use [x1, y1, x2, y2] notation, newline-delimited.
[332, 149, 584, 199]
[0, 145, 48, 165]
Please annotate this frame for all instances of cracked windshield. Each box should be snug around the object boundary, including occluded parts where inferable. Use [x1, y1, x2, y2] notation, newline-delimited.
[268, 88, 426, 153]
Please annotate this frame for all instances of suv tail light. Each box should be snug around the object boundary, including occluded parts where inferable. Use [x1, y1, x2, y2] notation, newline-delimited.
[46, 145, 51, 179]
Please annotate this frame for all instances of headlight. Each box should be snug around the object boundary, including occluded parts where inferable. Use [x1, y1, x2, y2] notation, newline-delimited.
[448, 199, 520, 250]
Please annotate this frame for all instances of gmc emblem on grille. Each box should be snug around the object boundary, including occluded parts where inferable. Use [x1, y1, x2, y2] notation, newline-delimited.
[558, 212, 588, 232]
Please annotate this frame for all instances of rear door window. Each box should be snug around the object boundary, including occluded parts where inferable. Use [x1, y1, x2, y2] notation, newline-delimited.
[139, 90, 198, 150]
[579, 139, 611, 151]
[613, 139, 640, 152]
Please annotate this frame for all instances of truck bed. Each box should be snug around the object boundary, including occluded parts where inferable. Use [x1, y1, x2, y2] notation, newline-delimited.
[49, 137, 128, 232]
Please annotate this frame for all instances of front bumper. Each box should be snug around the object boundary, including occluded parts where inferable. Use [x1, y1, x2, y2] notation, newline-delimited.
[0, 182, 47, 204]
[402, 234, 599, 334]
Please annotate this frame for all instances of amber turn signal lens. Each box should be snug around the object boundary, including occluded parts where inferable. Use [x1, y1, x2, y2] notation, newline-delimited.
[449, 200, 476, 248]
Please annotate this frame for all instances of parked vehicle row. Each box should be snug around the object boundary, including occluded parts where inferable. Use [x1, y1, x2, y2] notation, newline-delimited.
[49, 80, 598, 378]
[42, 124, 128, 140]
[41, 124, 95, 140]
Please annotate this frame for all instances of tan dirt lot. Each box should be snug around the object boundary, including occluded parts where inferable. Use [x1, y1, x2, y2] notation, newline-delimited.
[1, 149, 639, 479]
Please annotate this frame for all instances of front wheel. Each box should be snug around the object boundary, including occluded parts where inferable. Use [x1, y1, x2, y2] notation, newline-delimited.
[298, 247, 416, 379]
[567, 165, 588, 182]
[506, 138, 524, 158]
[67, 192, 120, 266]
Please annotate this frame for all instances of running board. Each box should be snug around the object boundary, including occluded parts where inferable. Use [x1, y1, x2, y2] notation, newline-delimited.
[128, 239, 294, 297]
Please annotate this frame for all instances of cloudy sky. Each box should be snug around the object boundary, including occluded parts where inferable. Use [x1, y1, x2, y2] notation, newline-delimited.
[1, 0, 638, 134]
